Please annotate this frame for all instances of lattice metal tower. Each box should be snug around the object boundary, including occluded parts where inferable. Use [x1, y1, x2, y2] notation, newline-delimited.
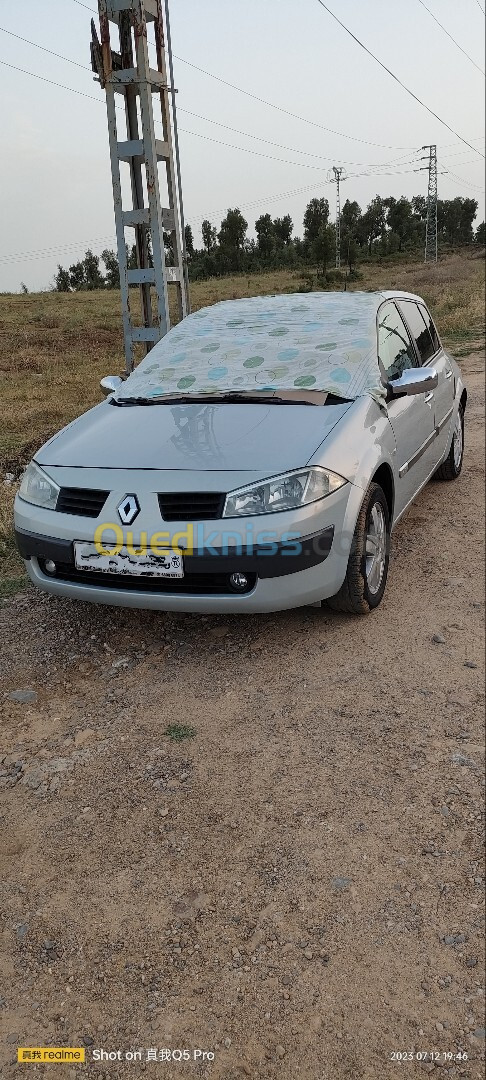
[91, 0, 190, 373]
[327, 167, 347, 269]
[422, 144, 438, 263]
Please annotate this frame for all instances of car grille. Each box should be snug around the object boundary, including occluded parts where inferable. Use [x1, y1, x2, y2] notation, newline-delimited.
[39, 560, 256, 596]
[158, 492, 225, 521]
[56, 487, 109, 518]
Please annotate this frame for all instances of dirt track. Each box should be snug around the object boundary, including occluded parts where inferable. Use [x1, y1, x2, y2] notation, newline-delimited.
[0, 350, 484, 1080]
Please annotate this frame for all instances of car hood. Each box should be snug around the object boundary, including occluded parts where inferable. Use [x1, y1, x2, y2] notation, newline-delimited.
[36, 399, 352, 473]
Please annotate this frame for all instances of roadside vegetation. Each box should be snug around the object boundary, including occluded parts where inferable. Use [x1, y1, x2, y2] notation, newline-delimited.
[52, 195, 484, 290]
[0, 248, 484, 596]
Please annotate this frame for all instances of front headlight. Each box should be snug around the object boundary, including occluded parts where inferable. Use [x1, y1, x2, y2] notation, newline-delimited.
[223, 467, 347, 518]
[18, 462, 60, 510]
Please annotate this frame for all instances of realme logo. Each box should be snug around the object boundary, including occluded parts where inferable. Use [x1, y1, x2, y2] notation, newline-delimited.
[18, 1047, 85, 1063]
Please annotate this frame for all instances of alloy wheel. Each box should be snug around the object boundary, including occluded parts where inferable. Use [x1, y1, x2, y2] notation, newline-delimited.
[365, 503, 387, 595]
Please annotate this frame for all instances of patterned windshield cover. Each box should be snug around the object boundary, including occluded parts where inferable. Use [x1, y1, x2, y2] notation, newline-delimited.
[115, 292, 386, 405]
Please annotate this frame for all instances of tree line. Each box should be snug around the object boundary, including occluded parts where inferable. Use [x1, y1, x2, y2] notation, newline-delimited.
[54, 193, 484, 291]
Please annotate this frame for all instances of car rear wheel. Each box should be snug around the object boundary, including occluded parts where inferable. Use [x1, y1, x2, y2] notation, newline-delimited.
[327, 482, 390, 614]
[434, 404, 464, 481]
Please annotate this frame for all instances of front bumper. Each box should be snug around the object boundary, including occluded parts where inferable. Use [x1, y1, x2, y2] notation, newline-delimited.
[14, 478, 363, 612]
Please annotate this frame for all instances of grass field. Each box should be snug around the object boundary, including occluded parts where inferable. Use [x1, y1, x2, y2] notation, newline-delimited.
[0, 250, 484, 595]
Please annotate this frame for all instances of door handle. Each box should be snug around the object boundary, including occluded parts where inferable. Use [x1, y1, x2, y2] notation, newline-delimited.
[424, 391, 434, 404]
[445, 368, 453, 379]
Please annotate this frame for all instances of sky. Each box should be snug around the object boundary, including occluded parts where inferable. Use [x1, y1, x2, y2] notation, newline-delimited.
[0, 0, 484, 292]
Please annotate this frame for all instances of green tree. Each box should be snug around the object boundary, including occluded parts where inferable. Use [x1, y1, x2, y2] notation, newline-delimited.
[163, 231, 174, 266]
[303, 198, 330, 242]
[102, 249, 120, 289]
[68, 260, 86, 290]
[340, 199, 361, 262]
[384, 197, 415, 252]
[184, 224, 195, 258]
[313, 223, 334, 274]
[273, 214, 293, 246]
[255, 213, 275, 259]
[475, 221, 485, 245]
[126, 243, 138, 271]
[55, 265, 71, 292]
[201, 219, 217, 253]
[438, 197, 478, 246]
[219, 208, 248, 250]
[358, 196, 386, 254]
[82, 249, 105, 290]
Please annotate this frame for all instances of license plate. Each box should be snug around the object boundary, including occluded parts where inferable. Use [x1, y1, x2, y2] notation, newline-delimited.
[74, 542, 184, 579]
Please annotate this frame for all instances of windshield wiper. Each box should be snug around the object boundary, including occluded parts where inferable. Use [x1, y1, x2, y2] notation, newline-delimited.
[111, 389, 350, 407]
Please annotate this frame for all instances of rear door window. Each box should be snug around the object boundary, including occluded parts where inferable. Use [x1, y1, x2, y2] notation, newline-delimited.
[397, 300, 436, 364]
[378, 302, 417, 381]
[418, 303, 440, 354]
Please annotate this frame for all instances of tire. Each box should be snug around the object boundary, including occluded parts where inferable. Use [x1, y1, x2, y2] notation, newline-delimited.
[327, 482, 390, 614]
[434, 404, 464, 481]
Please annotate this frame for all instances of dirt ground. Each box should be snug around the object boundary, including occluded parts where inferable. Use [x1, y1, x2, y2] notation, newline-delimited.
[0, 350, 484, 1080]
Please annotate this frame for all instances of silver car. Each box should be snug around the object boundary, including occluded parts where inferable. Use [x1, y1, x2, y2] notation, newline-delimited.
[14, 291, 466, 615]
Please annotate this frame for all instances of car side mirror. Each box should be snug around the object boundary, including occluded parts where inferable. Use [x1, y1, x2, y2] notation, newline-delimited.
[388, 367, 438, 397]
[100, 375, 123, 397]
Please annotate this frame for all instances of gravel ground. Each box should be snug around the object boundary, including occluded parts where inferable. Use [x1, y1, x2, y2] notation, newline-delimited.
[0, 351, 484, 1080]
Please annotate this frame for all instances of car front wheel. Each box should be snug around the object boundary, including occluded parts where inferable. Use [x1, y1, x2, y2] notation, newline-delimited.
[327, 482, 390, 614]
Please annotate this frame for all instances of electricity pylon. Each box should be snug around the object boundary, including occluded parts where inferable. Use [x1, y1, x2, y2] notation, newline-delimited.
[327, 167, 348, 269]
[421, 145, 438, 263]
[91, 0, 190, 373]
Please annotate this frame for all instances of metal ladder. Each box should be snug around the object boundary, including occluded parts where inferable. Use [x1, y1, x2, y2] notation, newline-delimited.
[91, 0, 190, 373]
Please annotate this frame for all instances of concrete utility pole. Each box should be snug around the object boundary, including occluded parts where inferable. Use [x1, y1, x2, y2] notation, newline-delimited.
[91, 0, 190, 373]
[327, 167, 347, 269]
[421, 144, 438, 263]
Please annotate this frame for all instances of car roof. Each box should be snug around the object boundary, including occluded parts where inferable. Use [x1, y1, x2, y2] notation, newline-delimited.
[380, 290, 425, 303]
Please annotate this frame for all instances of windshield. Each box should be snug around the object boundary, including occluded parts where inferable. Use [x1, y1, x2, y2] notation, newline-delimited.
[113, 294, 385, 407]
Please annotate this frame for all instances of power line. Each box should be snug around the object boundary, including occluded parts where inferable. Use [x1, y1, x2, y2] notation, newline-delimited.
[0, 58, 106, 104]
[67, 0, 419, 151]
[415, 0, 485, 75]
[176, 126, 414, 175]
[314, 0, 485, 158]
[0, 236, 117, 266]
[1, 159, 480, 268]
[1, 55, 483, 185]
[175, 108, 417, 169]
[473, 0, 485, 15]
[0, 25, 89, 69]
[69, 0, 484, 154]
[0, 56, 418, 176]
[171, 54, 415, 151]
[443, 168, 485, 192]
[0, 28, 420, 168]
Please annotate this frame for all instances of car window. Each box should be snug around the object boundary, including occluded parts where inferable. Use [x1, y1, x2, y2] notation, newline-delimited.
[418, 303, 440, 354]
[397, 300, 436, 364]
[378, 302, 418, 381]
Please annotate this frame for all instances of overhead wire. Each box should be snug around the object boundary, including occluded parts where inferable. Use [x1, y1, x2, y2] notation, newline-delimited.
[68, 0, 416, 149]
[1, 32, 483, 177]
[415, 0, 485, 75]
[0, 29, 421, 168]
[0, 55, 421, 175]
[0, 6, 482, 266]
[313, 0, 485, 157]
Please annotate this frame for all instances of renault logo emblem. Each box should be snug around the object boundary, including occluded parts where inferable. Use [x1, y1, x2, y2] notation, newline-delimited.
[117, 494, 140, 525]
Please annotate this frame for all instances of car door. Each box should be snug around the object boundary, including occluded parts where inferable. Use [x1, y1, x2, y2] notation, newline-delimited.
[378, 301, 437, 518]
[396, 300, 455, 465]
[418, 301, 455, 461]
